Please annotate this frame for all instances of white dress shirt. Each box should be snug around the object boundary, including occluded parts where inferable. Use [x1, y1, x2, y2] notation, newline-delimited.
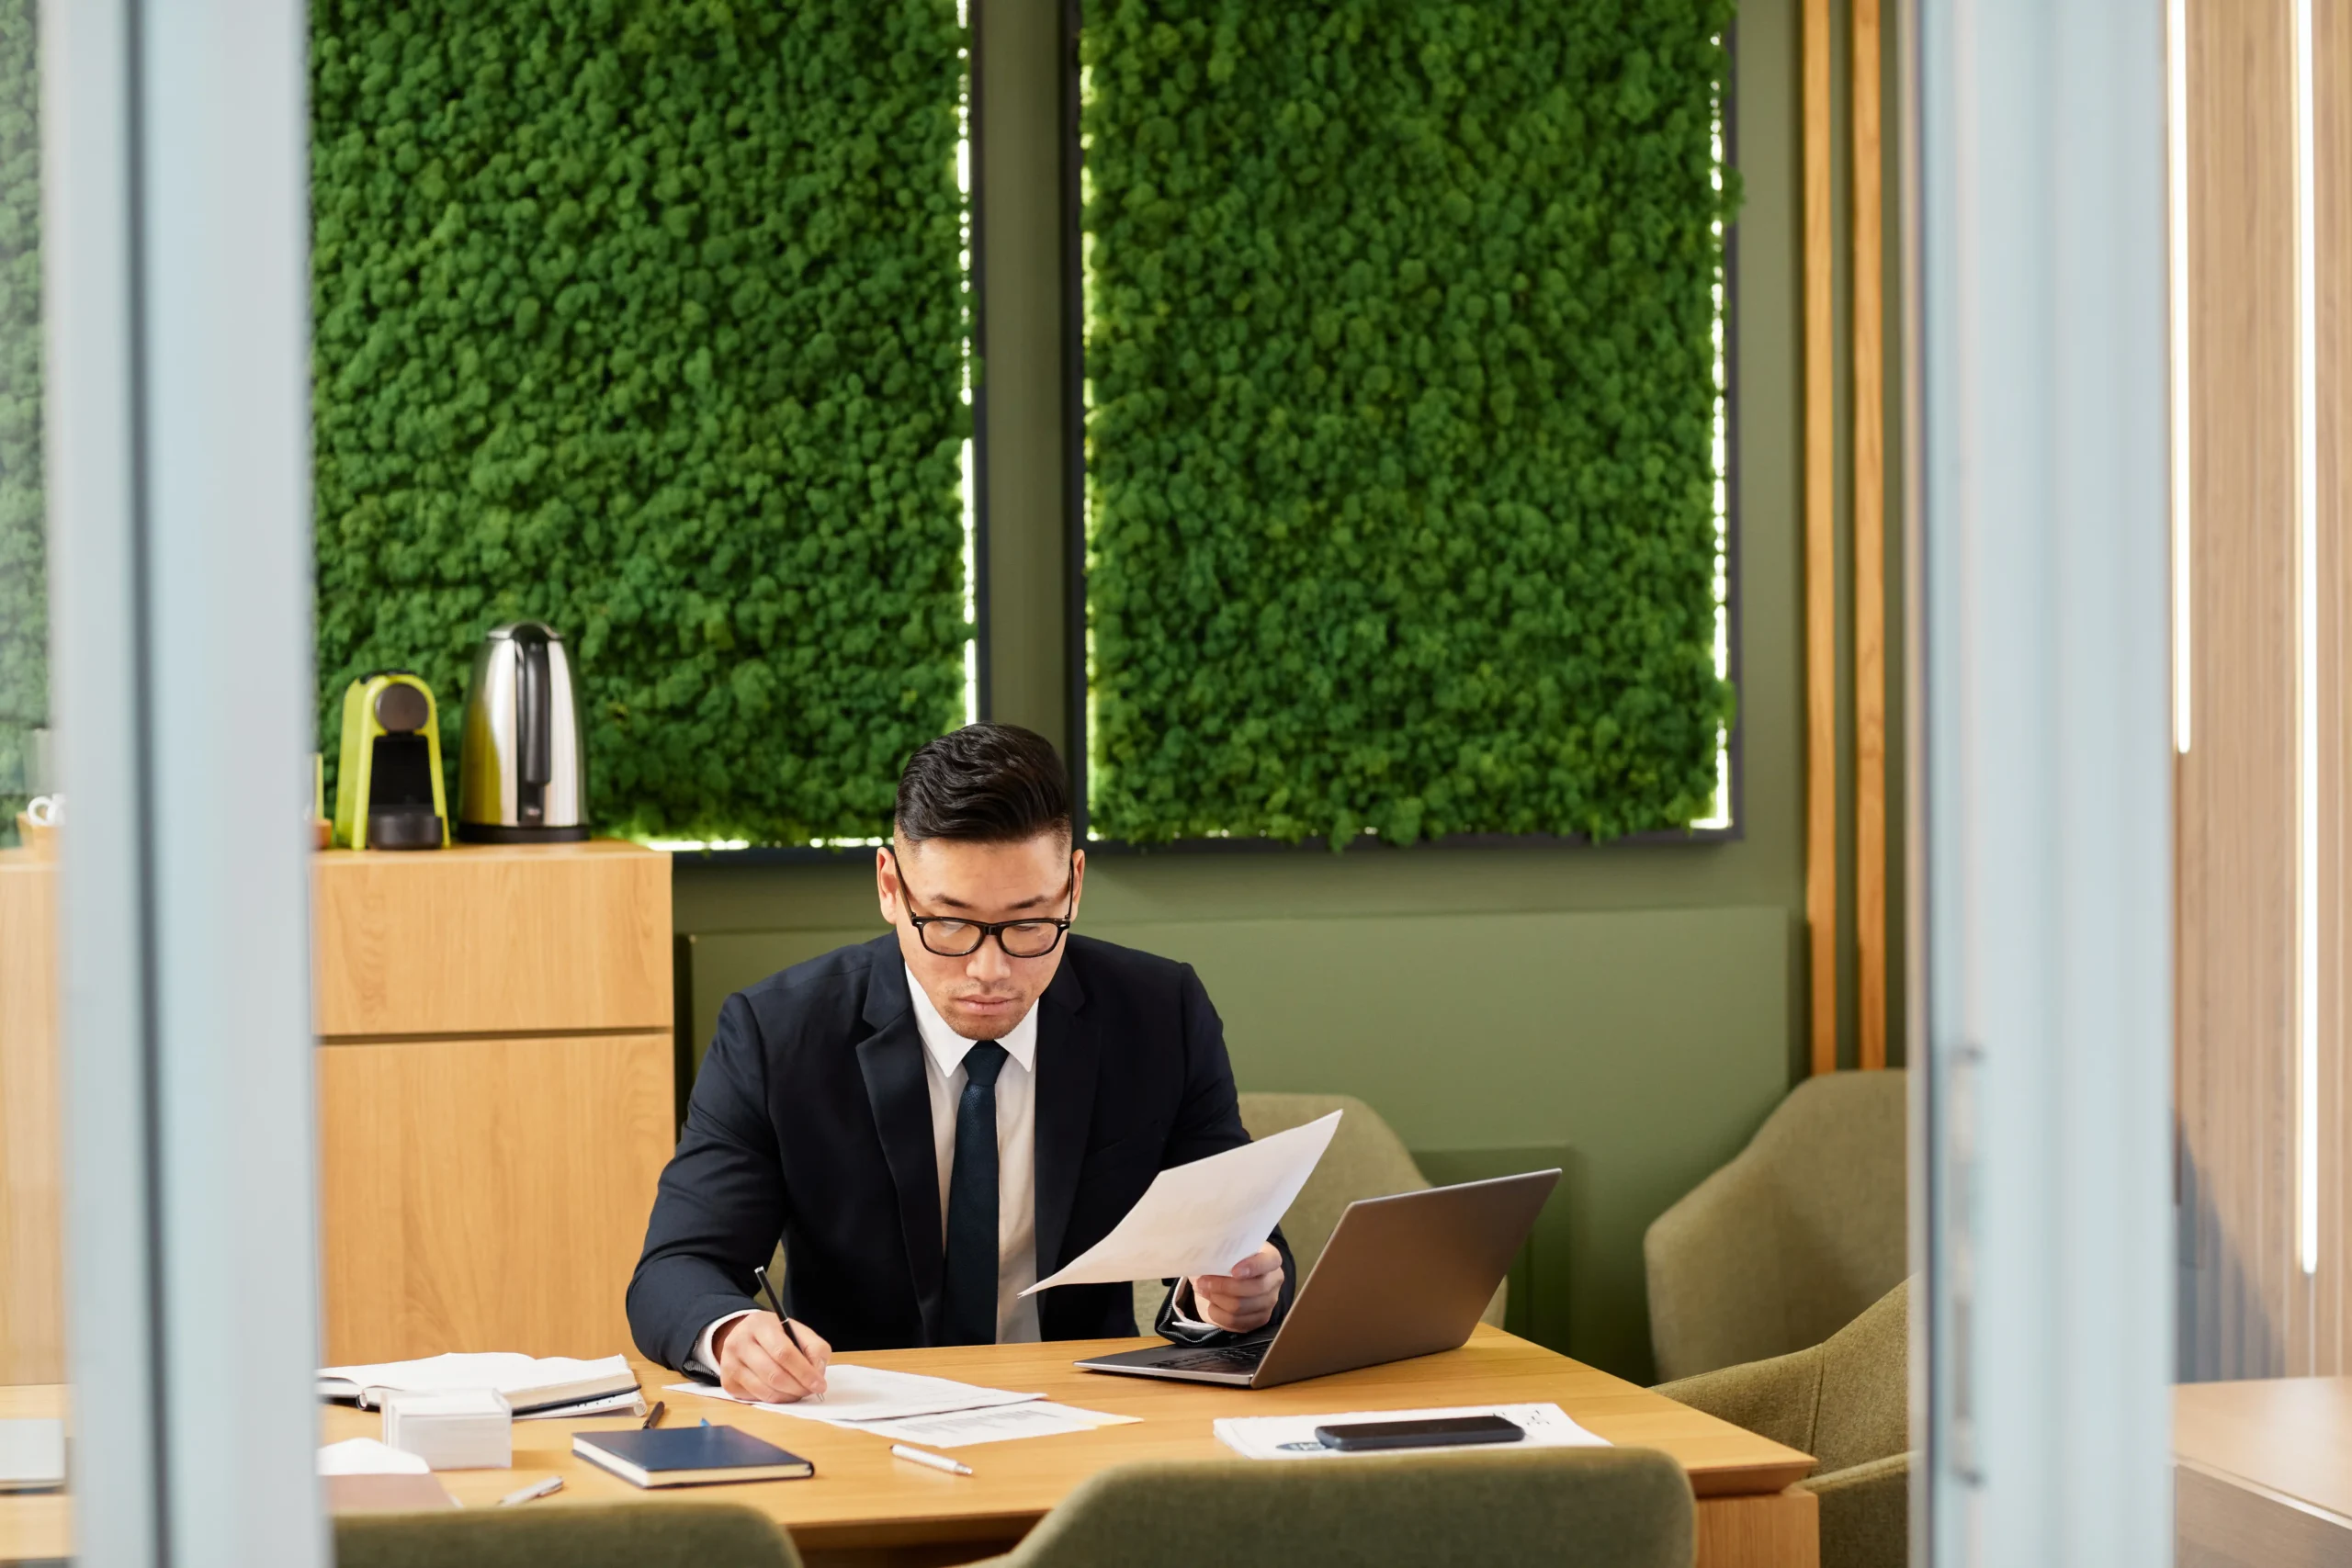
[689, 967, 1212, 1374]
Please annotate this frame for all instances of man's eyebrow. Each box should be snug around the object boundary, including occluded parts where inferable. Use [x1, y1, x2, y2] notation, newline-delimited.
[929, 886, 1065, 913]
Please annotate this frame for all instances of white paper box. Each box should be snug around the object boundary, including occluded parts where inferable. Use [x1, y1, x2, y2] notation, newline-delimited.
[381, 1387, 512, 1471]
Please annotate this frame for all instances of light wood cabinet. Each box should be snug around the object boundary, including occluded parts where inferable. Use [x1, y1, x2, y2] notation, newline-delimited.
[314, 841, 673, 1363]
[1, 840, 673, 1378]
[0, 851, 62, 1386]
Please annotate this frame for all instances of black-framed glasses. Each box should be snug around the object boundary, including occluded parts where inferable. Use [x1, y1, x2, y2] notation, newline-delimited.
[887, 844, 1075, 959]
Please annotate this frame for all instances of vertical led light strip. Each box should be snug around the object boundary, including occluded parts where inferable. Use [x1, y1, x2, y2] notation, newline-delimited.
[2168, 0, 2193, 755]
[1694, 59, 1733, 830]
[2295, 0, 2321, 1278]
[957, 2, 979, 727]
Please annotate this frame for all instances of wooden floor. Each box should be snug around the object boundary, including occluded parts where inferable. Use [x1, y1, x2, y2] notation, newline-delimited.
[2, 1327, 1819, 1567]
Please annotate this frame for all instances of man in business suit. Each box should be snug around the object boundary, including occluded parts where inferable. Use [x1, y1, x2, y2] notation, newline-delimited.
[628, 723, 1295, 1402]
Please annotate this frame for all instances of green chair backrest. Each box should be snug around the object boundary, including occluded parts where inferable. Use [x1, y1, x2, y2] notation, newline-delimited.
[1131, 1092, 1505, 1330]
[334, 1502, 801, 1568]
[1238, 1092, 1432, 1269]
[1644, 1069, 1907, 1381]
[988, 1450, 1694, 1568]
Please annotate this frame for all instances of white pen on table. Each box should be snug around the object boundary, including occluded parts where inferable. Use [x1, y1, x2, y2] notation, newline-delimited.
[498, 1475, 563, 1506]
[890, 1444, 973, 1476]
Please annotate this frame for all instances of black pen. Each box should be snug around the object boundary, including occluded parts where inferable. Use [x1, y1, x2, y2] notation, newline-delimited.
[641, 1400, 665, 1429]
[755, 1264, 824, 1404]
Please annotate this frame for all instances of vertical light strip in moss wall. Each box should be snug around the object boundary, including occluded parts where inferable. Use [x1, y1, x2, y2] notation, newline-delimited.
[1081, 0, 1737, 846]
[311, 0, 970, 843]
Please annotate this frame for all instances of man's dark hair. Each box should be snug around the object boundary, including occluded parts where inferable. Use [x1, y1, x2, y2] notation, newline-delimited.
[894, 723, 1073, 844]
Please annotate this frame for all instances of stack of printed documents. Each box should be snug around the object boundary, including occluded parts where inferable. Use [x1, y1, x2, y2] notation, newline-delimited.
[320, 1352, 645, 1420]
[676, 1364, 1136, 1449]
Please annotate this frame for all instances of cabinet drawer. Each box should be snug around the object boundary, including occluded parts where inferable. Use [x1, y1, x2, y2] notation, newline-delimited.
[314, 841, 670, 1037]
[317, 1030, 674, 1363]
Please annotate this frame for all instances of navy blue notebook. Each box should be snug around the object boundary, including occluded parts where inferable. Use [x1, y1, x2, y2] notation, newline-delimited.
[571, 1425, 813, 1487]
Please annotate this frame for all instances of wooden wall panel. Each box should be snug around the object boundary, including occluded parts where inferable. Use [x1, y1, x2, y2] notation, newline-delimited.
[2174, 0, 2352, 1381]
[317, 1031, 674, 1364]
[1800, 0, 1900, 1077]
[0, 854, 62, 1385]
[1849, 0, 1887, 1072]
[2312, 0, 2352, 1377]
[2176, 0, 2308, 1380]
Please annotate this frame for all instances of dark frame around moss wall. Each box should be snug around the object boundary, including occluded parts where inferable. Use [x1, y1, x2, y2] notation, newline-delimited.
[1058, 0, 1747, 856]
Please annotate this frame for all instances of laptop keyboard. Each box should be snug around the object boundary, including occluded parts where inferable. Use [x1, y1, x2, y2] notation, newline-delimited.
[1154, 1345, 1268, 1373]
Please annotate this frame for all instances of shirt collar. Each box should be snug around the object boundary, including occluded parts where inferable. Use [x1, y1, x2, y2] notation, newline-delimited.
[904, 965, 1040, 1077]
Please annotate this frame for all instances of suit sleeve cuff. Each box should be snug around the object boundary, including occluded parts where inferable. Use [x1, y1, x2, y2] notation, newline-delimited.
[688, 1309, 759, 1379]
[1167, 1278, 1218, 1332]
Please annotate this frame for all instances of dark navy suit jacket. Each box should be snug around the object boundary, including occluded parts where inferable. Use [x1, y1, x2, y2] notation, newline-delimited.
[628, 931, 1296, 1369]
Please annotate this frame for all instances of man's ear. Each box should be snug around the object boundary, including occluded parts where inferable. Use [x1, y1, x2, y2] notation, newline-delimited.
[876, 845, 900, 923]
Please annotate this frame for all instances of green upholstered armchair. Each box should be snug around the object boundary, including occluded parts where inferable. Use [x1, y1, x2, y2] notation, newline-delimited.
[969, 1449, 1695, 1568]
[1134, 1092, 1507, 1332]
[334, 1503, 801, 1568]
[1656, 1278, 1913, 1568]
[1644, 1068, 1906, 1382]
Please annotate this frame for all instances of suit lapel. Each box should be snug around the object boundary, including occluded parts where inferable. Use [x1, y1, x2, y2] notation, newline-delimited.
[855, 956, 945, 1345]
[1032, 957, 1099, 1278]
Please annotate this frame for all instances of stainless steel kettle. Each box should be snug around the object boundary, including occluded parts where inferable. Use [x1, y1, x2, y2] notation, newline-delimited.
[456, 621, 588, 842]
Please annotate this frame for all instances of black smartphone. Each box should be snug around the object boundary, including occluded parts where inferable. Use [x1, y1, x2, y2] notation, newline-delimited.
[1313, 1414, 1527, 1452]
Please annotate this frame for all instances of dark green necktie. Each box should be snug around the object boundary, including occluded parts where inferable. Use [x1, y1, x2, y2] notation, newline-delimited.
[942, 1041, 1008, 1346]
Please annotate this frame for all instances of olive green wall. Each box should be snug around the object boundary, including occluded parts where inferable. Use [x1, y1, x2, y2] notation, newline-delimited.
[672, 0, 1809, 1385]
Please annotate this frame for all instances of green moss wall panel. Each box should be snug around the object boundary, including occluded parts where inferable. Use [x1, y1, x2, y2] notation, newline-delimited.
[1082, 0, 1737, 845]
[682, 904, 1794, 1381]
[310, 0, 969, 842]
[0, 0, 40, 834]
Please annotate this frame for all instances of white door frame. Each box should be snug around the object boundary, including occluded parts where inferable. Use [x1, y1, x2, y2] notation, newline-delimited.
[1909, 0, 2175, 1563]
[43, 1, 324, 1564]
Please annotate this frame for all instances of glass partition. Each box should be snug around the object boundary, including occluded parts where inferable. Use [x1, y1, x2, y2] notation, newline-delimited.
[4, 3, 326, 1564]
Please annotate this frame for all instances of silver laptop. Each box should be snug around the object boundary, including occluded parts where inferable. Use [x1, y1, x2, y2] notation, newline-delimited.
[1074, 1168, 1561, 1389]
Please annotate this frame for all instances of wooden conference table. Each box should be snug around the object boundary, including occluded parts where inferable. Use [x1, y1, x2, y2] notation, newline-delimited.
[0, 1327, 1817, 1568]
[2175, 1376, 2352, 1567]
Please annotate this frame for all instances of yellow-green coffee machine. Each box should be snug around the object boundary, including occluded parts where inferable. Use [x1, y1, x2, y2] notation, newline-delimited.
[333, 671, 448, 850]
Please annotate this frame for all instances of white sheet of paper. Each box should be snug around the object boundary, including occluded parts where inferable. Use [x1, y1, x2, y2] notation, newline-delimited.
[1213, 1403, 1609, 1461]
[318, 1438, 432, 1476]
[848, 1402, 1140, 1449]
[1022, 1111, 1343, 1295]
[671, 1363, 1042, 1424]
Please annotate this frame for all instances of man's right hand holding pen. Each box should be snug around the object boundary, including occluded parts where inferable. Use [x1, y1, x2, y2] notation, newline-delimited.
[716, 1264, 831, 1404]
[713, 1309, 831, 1403]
